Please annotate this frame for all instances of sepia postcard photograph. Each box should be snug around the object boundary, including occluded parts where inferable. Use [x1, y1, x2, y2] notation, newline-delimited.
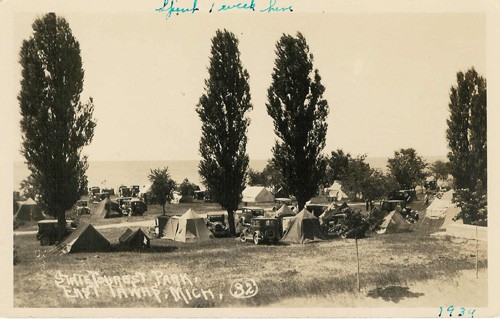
[1, 0, 499, 317]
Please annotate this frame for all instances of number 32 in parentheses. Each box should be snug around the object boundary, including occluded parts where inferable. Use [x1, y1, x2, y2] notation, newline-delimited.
[229, 278, 258, 299]
[438, 306, 476, 318]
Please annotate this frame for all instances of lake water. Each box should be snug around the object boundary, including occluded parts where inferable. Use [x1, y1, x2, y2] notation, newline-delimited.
[13, 156, 445, 191]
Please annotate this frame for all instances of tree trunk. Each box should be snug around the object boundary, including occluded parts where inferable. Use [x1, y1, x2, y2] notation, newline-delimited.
[227, 209, 236, 236]
[57, 211, 66, 242]
[162, 203, 166, 215]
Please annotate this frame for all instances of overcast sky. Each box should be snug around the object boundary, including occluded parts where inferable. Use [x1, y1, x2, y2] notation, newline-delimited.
[11, 11, 485, 162]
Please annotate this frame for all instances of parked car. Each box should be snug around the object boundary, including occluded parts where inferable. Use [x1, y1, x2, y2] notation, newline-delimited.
[124, 198, 147, 216]
[206, 212, 230, 237]
[239, 217, 281, 245]
[117, 197, 133, 215]
[89, 186, 101, 203]
[130, 185, 141, 197]
[36, 220, 78, 246]
[234, 207, 265, 235]
[379, 199, 406, 213]
[76, 200, 90, 215]
[119, 186, 132, 198]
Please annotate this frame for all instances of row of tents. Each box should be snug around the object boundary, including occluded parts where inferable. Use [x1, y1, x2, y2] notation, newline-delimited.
[54, 223, 150, 253]
[160, 207, 327, 244]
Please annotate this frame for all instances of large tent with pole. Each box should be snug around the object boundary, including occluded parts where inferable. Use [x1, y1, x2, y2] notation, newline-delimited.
[280, 208, 326, 244]
[165, 209, 214, 242]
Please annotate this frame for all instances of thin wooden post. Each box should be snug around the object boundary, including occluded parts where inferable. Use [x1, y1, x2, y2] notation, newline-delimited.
[356, 236, 360, 292]
[476, 223, 479, 279]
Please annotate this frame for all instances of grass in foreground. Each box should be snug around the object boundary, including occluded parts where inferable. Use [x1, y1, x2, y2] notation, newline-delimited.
[14, 226, 487, 308]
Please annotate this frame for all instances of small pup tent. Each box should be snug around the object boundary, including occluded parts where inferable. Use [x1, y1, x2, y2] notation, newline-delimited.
[280, 208, 326, 244]
[168, 209, 214, 242]
[119, 228, 150, 250]
[376, 209, 411, 234]
[15, 198, 44, 221]
[56, 223, 110, 253]
[242, 186, 275, 205]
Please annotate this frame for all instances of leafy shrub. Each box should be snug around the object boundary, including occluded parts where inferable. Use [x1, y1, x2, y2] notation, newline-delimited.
[453, 187, 487, 225]
[340, 210, 370, 238]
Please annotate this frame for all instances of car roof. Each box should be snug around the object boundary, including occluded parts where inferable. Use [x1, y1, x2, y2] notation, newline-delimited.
[243, 206, 264, 210]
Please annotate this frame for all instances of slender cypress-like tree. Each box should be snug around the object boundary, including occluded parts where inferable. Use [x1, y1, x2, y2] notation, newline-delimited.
[446, 68, 487, 190]
[266, 32, 329, 210]
[19, 13, 96, 239]
[197, 29, 252, 235]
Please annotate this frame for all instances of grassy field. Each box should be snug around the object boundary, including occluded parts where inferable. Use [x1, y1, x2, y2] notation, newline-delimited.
[13, 201, 488, 308]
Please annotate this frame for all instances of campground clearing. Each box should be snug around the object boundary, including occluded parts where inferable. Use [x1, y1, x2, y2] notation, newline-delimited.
[13, 203, 487, 307]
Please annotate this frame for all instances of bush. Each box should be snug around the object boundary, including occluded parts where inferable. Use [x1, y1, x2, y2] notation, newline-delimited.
[453, 187, 487, 225]
[340, 210, 370, 239]
[368, 207, 386, 230]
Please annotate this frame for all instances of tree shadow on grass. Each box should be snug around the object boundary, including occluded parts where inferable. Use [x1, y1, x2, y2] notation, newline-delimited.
[367, 286, 424, 303]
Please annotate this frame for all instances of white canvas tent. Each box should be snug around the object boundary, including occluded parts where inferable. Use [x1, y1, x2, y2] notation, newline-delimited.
[425, 190, 455, 219]
[242, 186, 275, 205]
[164, 209, 214, 242]
[376, 210, 411, 234]
[326, 180, 349, 201]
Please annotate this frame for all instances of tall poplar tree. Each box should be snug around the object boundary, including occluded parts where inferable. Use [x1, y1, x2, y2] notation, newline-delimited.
[266, 32, 329, 210]
[197, 30, 252, 235]
[446, 68, 487, 190]
[19, 13, 96, 239]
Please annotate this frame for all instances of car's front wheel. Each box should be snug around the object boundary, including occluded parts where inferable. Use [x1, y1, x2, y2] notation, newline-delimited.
[253, 234, 260, 245]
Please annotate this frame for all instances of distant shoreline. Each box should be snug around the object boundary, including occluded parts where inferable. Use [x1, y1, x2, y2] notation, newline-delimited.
[12, 156, 447, 191]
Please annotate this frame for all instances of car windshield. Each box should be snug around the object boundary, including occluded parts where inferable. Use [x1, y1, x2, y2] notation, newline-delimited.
[209, 215, 224, 222]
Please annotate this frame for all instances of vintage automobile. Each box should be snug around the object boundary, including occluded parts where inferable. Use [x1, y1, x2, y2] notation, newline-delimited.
[124, 198, 148, 216]
[89, 186, 101, 203]
[379, 199, 406, 213]
[117, 197, 133, 215]
[36, 219, 78, 246]
[130, 185, 141, 197]
[119, 186, 132, 198]
[206, 212, 230, 237]
[76, 200, 90, 215]
[239, 217, 281, 245]
[234, 207, 265, 235]
[101, 187, 115, 196]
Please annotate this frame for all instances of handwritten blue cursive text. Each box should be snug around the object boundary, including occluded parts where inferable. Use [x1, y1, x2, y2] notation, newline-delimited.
[218, 0, 256, 11]
[156, 0, 199, 19]
[260, 0, 293, 13]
